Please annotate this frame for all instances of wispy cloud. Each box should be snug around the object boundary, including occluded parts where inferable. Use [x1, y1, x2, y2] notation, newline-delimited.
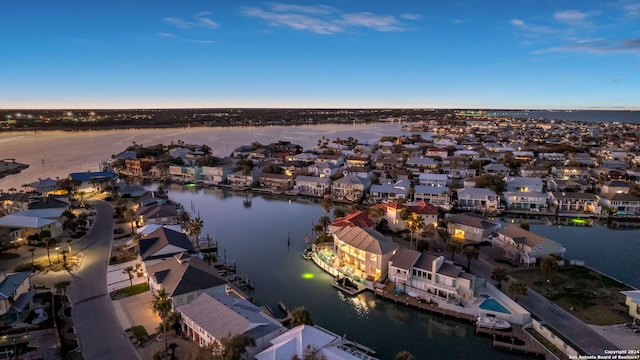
[533, 38, 640, 54]
[509, 18, 555, 35]
[187, 39, 215, 44]
[164, 12, 220, 30]
[624, 2, 640, 17]
[553, 9, 600, 27]
[241, 4, 419, 35]
[157, 32, 177, 38]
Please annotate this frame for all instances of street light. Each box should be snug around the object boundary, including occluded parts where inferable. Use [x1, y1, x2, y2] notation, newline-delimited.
[12, 338, 16, 359]
[55, 247, 60, 262]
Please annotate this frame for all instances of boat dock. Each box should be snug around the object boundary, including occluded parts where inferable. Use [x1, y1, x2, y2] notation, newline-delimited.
[476, 324, 550, 358]
[333, 277, 366, 296]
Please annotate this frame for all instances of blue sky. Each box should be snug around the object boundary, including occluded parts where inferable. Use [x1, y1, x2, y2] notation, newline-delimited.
[1, 1, 639, 109]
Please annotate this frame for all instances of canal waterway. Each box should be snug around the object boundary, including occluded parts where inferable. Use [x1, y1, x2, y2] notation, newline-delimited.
[163, 184, 526, 359]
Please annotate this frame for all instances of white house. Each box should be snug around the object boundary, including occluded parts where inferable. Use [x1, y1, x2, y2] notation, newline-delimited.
[293, 176, 331, 197]
[413, 185, 450, 206]
[447, 213, 501, 242]
[502, 191, 548, 211]
[495, 225, 566, 264]
[418, 173, 448, 187]
[598, 193, 640, 216]
[548, 191, 600, 214]
[505, 176, 544, 193]
[456, 187, 500, 212]
[179, 292, 285, 357]
[332, 226, 399, 282]
[406, 156, 439, 175]
[331, 174, 369, 202]
[200, 166, 234, 185]
[369, 180, 411, 201]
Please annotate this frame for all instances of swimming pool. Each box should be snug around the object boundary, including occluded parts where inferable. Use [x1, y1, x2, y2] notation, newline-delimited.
[479, 298, 511, 314]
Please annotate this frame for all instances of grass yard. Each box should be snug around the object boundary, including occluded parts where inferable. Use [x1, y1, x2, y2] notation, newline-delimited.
[510, 265, 632, 325]
[110, 283, 149, 300]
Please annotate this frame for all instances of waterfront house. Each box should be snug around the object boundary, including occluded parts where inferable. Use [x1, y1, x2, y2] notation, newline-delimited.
[138, 227, 196, 266]
[342, 166, 373, 180]
[146, 253, 228, 307]
[502, 191, 548, 211]
[388, 249, 475, 302]
[426, 147, 449, 159]
[136, 204, 179, 226]
[123, 158, 156, 177]
[24, 177, 60, 194]
[374, 155, 404, 171]
[179, 292, 285, 357]
[0, 211, 63, 241]
[598, 193, 640, 216]
[331, 174, 369, 202]
[447, 213, 501, 242]
[69, 171, 117, 193]
[345, 155, 370, 168]
[256, 324, 379, 360]
[620, 290, 640, 322]
[547, 191, 600, 214]
[332, 226, 399, 282]
[0, 272, 32, 320]
[369, 180, 411, 202]
[227, 170, 256, 188]
[505, 176, 544, 193]
[495, 225, 566, 264]
[116, 183, 147, 197]
[418, 173, 448, 187]
[258, 173, 292, 191]
[456, 187, 500, 212]
[293, 175, 331, 197]
[168, 165, 201, 183]
[559, 166, 590, 181]
[413, 185, 450, 206]
[27, 195, 69, 211]
[200, 165, 235, 185]
[281, 160, 311, 177]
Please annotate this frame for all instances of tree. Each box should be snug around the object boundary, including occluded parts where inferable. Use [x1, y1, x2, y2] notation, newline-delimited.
[406, 214, 425, 250]
[290, 307, 314, 327]
[218, 334, 256, 360]
[508, 280, 528, 302]
[40, 230, 53, 266]
[189, 216, 204, 247]
[317, 216, 331, 237]
[320, 198, 332, 215]
[76, 213, 88, 230]
[462, 246, 479, 271]
[367, 207, 385, 225]
[203, 252, 217, 266]
[152, 289, 172, 352]
[168, 342, 179, 360]
[540, 255, 558, 283]
[28, 248, 36, 269]
[123, 266, 135, 287]
[332, 207, 346, 219]
[54, 281, 70, 297]
[178, 210, 191, 231]
[474, 174, 506, 192]
[123, 208, 137, 234]
[395, 351, 416, 360]
[445, 239, 462, 261]
[491, 267, 508, 289]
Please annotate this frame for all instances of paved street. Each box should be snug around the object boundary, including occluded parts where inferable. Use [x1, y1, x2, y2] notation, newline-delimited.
[470, 247, 619, 355]
[65, 200, 140, 360]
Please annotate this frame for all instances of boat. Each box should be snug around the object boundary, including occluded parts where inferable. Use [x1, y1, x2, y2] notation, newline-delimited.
[333, 276, 363, 295]
[302, 248, 313, 260]
[476, 316, 511, 330]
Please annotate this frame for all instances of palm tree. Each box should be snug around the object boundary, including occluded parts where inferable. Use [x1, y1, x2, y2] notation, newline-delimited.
[168, 342, 179, 360]
[178, 211, 191, 232]
[290, 307, 314, 327]
[462, 246, 479, 271]
[332, 207, 346, 219]
[152, 289, 172, 352]
[540, 255, 558, 283]
[399, 208, 413, 229]
[491, 266, 508, 289]
[40, 230, 53, 266]
[508, 280, 528, 302]
[28, 248, 36, 269]
[60, 249, 69, 268]
[445, 239, 462, 261]
[203, 253, 217, 266]
[320, 198, 332, 215]
[123, 266, 135, 287]
[123, 208, 137, 234]
[189, 216, 204, 248]
[406, 215, 425, 250]
[317, 216, 331, 238]
[54, 281, 70, 297]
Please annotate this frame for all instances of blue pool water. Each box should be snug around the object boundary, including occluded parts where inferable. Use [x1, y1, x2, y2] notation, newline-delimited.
[479, 299, 511, 314]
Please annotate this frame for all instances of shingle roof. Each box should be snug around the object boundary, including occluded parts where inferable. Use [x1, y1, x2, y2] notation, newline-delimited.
[0, 272, 30, 300]
[138, 227, 195, 261]
[147, 254, 227, 297]
[449, 213, 500, 230]
[413, 253, 440, 271]
[332, 211, 374, 228]
[389, 248, 421, 270]
[333, 226, 398, 255]
[498, 225, 547, 248]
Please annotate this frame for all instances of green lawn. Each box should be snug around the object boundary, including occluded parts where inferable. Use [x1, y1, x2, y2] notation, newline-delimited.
[110, 283, 149, 300]
[510, 265, 632, 325]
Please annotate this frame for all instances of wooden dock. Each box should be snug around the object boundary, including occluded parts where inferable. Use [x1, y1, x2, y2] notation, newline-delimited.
[477, 324, 549, 358]
[374, 281, 475, 323]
